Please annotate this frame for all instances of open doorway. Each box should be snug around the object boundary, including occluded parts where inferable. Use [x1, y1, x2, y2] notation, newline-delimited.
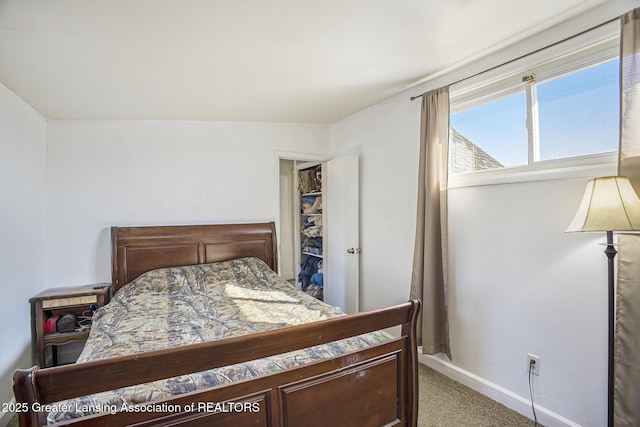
[275, 151, 360, 313]
[275, 152, 328, 285]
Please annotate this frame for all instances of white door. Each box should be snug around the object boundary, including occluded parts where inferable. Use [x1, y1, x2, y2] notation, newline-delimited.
[326, 153, 359, 314]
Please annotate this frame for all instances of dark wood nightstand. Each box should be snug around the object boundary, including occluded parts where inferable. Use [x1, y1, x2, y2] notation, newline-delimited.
[30, 284, 111, 367]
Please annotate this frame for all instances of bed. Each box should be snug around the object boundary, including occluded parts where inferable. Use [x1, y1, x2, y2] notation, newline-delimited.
[13, 222, 420, 427]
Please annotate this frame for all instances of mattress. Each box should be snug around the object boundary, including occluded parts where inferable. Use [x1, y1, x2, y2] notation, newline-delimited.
[48, 257, 389, 423]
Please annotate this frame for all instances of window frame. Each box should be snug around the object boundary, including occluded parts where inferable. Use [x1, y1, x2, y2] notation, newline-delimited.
[448, 21, 620, 188]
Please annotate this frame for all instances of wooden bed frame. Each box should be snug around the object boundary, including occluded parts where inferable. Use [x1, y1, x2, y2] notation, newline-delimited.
[14, 222, 420, 427]
[110, 222, 279, 292]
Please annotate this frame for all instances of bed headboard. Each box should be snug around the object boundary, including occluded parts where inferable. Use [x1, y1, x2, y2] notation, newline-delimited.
[111, 222, 278, 292]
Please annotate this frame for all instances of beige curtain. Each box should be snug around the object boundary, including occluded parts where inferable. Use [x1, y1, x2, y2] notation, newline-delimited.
[410, 87, 451, 359]
[615, 7, 640, 426]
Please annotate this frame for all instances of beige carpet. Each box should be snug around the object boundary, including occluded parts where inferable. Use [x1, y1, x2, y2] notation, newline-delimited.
[418, 363, 537, 426]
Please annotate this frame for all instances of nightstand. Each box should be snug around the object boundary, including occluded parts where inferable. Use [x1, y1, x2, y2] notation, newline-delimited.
[30, 284, 111, 367]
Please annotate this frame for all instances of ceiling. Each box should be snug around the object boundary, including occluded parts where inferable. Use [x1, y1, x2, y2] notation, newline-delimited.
[0, 0, 605, 124]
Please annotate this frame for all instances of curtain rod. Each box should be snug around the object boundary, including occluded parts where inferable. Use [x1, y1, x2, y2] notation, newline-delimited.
[409, 16, 620, 101]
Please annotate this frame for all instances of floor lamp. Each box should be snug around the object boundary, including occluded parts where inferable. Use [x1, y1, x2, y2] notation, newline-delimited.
[566, 176, 640, 427]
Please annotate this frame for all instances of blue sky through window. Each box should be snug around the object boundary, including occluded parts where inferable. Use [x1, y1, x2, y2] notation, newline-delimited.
[451, 92, 528, 167]
[537, 59, 619, 160]
[450, 59, 619, 171]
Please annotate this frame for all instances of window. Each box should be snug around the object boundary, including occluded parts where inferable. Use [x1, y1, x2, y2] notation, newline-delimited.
[449, 23, 620, 179]
[536, 60, 619, 161]
[450, 91, 527, 173]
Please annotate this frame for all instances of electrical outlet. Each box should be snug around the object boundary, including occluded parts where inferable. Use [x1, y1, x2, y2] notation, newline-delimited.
[527, 353, 541, 375]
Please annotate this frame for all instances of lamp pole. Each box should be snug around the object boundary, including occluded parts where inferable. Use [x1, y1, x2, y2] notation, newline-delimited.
[604, 230, 616, 427]
[566, 176, 640, 427]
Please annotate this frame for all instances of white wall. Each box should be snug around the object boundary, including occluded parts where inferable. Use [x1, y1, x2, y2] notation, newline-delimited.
[0, 82, 47, 413]
[45, 120, 329, 286]
[445, 179, 613, 425]
[329, 2, 632, 426]
[330, 95, 420, 311]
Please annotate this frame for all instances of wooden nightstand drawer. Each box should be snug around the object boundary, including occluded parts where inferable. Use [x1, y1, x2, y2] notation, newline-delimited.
[30, 284, 111, 367]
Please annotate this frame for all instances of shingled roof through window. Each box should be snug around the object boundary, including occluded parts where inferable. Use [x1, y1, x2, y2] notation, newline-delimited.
[450, 128, 504, 174]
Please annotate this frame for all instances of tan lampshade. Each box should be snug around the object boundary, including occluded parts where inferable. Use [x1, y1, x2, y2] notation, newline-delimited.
[566, 176, 640, 232]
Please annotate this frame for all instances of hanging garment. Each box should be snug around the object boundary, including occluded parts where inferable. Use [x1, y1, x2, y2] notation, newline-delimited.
[298, 169, 317, 193]
[297, 256, 320, 291]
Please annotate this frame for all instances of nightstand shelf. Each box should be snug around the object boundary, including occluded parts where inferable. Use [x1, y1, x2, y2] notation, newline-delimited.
[30, 284, 111, 367]
[43, 330, 91, 345]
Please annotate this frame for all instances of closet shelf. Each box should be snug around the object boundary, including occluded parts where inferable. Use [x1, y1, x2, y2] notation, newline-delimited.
[302, 251, 323, 258]
[296, 162, 324, 302]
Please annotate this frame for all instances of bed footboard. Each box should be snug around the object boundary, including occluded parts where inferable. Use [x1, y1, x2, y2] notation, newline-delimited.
[14, 300, 420, 427]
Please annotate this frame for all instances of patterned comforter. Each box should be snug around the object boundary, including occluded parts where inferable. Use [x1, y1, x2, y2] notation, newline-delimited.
[48, 257, 389, 423]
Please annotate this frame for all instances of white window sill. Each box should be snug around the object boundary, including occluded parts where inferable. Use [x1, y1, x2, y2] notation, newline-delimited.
[448, 152, 618, 188]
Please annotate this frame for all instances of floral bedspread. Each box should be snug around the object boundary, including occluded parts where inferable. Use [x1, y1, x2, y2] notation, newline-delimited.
[48, 257, 389, 423]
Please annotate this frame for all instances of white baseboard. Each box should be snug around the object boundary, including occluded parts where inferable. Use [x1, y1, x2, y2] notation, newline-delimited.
[418, 350, 582, 427]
